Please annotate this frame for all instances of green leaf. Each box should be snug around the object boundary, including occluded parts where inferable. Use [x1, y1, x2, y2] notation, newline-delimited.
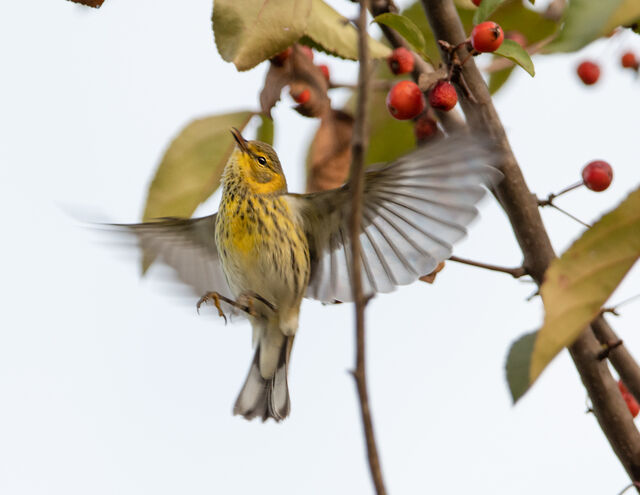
[212, 0, 312, 71]
[545, 0, 640, 53]
[493, 39, 535, 76]
[373, 12, 426, 53]
[528, 187, 640, 391]
[505, 331, 537, 403]
[305, 0, 391, 60]
[488, 65, 515, 94]
[256, 114, 274, 145]
[473, 0, 505, 25]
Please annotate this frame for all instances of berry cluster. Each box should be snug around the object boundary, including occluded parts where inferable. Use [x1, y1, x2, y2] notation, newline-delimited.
[383, 20, 505, 141]
[576, 50, 639, 86]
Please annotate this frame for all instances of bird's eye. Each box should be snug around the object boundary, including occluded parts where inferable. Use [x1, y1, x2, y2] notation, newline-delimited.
[257, 156, 267, 166]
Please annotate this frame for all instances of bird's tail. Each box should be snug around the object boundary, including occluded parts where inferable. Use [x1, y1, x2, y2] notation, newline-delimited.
[233, 336, 292, 422]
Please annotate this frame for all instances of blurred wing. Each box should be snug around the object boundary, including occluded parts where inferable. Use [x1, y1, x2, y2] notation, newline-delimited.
[110, 215, 241, 318]
[285, 135, 501, 303]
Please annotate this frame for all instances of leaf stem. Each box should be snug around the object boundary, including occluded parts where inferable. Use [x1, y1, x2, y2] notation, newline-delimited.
[537, 180, 583, 206]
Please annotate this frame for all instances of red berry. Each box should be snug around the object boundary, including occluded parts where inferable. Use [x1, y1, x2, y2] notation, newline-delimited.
[318, 64, 330, 81]
[428, 80, 458, 111]
[505, 30, 527, 47]
[582, 160, 613, 191]
[576, 61, 600, 85]
[471, 21, 504, 53]
[625, 395, 640, 418]
[472, 0, 482, 5]
[292, 88, 311, 104]
[618, 380, 630, 395]
[621, 52, 639, 70]
[270, 47, 292, 66]
[386, 80, 425, 120]
[387, 47, 415, 75]
[300, 45, 314, 62]
[618, 380, 640, 418]
[414, 114, 438, 142]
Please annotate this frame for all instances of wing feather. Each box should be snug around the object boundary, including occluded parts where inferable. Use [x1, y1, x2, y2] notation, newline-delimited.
[286, 135, 501, 303]
[108, 215, 242, 318]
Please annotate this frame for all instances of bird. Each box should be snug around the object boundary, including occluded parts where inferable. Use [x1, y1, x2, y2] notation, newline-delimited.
[115, 128, 500, 422]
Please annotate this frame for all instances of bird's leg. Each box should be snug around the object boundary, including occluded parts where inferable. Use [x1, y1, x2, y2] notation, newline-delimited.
[196, 291, 276, 322]
[240, 291, 276, 313]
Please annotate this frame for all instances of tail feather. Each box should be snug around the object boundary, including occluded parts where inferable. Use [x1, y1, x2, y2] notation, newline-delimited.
[233, 338, 291, 422]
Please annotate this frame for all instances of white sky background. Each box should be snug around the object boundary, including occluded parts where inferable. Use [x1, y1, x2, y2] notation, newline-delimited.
[1, 0, 639, 494]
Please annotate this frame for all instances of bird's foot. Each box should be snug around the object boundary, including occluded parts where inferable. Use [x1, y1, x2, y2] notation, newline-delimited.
[196, 291, 229, 324]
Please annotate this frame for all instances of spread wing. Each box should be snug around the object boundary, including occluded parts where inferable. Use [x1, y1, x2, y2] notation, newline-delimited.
[109, 215, 241, 317]
[284, 135, 501, 303]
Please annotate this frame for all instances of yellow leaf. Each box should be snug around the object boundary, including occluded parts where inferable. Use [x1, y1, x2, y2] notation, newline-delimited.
[530, 187, 640, 385]
[601, 0, 640, 36]
[304, 0, 391, 60]
[212, 0, 311, 71]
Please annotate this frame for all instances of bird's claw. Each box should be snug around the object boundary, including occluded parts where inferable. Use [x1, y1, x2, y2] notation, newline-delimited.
[197, 292, 228, 324]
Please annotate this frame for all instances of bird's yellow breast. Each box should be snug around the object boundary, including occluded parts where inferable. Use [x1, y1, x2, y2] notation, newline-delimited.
[215, 190, 310, 300]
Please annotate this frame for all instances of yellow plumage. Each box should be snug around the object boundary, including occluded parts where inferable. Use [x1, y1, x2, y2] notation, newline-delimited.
[214, 133, 310, 420]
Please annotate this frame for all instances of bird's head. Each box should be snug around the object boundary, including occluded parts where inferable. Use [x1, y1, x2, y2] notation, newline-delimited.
[227, 128, 287, 194]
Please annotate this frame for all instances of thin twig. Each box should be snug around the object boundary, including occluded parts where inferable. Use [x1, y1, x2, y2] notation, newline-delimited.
[597, 339, 624, 361]
[618, 482, 640, 495]
[449, 255, 527, 278]
[548, 203, 592, 228]
[349, 2, 387, 494]
[603, 293, 640, 316]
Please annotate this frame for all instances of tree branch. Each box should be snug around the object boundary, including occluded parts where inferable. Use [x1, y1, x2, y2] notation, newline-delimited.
[592, 316, 640, 404]
[349, 1, 387, 494]
[420, 0, 640, 487]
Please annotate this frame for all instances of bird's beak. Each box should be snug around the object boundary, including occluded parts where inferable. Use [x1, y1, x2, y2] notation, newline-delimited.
[231, 128, 249, 154]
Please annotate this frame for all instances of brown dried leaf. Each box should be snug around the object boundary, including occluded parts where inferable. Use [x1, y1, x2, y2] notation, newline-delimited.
[420, 261, 446, 284]
[260, 45, 330, 118]
[68, 0, 105, 6]
[306, 109, 353, 192]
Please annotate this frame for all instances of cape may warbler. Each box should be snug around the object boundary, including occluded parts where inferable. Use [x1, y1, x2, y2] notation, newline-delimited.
[118, 129, 499, 421]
